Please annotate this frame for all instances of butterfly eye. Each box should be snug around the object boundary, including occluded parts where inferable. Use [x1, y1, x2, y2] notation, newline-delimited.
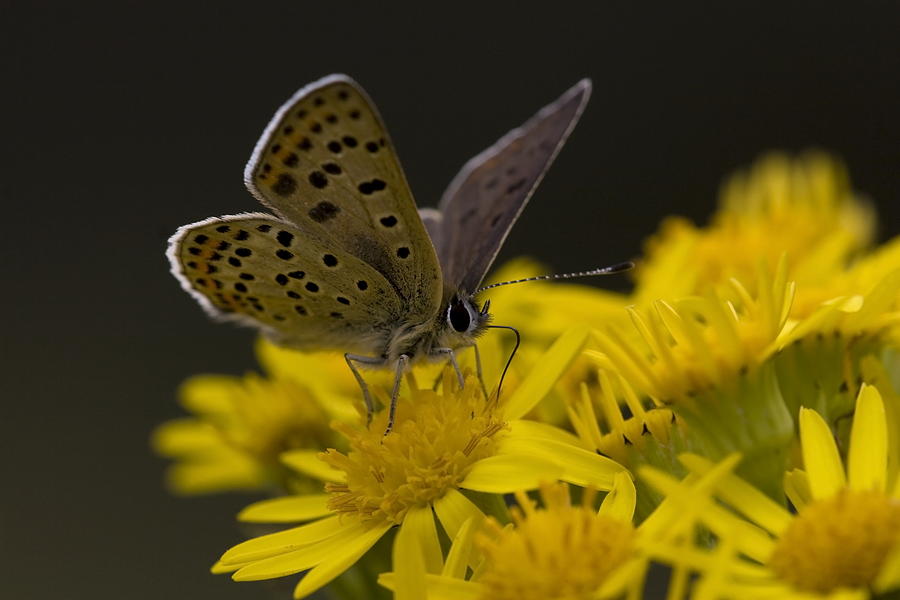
[447, 300, 472, 333]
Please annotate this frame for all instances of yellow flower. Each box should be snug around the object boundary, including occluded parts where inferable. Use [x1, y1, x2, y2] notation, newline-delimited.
[634, 152, 874, 311]
[628, 151, 900, 431]
[592, 266, 795, 496]
[771, 249, 900, 426]
[378, 475, 646, 600]
[566, 362, 693, 520]
[641, 384, 900, 598]
[212, 328, 628, 599]
[152, 343, 356, 495]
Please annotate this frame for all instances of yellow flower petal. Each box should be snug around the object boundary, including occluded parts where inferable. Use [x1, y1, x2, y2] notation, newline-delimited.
[502, 326, 589, 420]
[594, 558, 646, 599]
[393, 507, 444, 600]
[679, 453, 791, 535]
[166, 456, 266, 495]
[378, 573, 484, 600]
[151, 419, 220, 455]
[442, 517, 477, 579]
[641, 456, 775, 562]
[210, 558, 251, 574]
[179, 375, 241, 414]
[393, 508, 428, 600]
[233, 520, 376, 581]
[432, 489, 484, 541]
[281, 449, 346, 483]
[783, 469, 812, 511]
[874, 542, 900, 593]
[640, 536, 769, 578]
[292, 521, 392, 599]
[799, 407, 847, 499]
[505, 419, 584, 448]
[221, 515, 344, 564]
[848, 384, 888, 492]
[237, 494, 331, 523]
[459, 454, 562, 493]
[409, 505, 443, 575]
[496, 435, 624, 490]
[599, 471, 637, 522]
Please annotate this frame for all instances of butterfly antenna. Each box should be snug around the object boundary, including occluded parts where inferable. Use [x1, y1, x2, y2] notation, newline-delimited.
[471, 261, 634, 296]
[486, 325, 521, 404]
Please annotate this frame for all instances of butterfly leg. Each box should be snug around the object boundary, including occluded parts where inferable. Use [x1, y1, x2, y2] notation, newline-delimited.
[385, 354, 410, 436]
[345, 353, 388, 425]
[432, 347, 465, 390]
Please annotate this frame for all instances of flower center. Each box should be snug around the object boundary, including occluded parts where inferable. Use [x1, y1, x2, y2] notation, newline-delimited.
[768, 489, 900, 593]
[478, 490, 636, 600]
[321, 374, 504, 524]
[219, 376, 335, 463]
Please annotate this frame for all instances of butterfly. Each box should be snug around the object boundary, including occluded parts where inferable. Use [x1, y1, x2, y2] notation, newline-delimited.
[168, 74, 627, 432]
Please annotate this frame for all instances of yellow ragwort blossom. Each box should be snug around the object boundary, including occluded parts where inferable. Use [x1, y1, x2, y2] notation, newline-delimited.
[641, 385, 900, 599]
[212, 328, 628, 599]
[378, 475, 648, 600]
[592, 264, 796, 496]
[152, 342, 357, 495]
[633, 152, 875, 313]
[629, 151, 900, 432]
[566, 362, 692, 520]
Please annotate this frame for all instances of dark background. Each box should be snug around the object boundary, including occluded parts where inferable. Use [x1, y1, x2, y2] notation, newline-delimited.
[4, 1, 899, 598]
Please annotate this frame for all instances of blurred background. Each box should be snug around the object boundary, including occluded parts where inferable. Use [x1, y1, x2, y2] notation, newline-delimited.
[4, 1, 899, 598]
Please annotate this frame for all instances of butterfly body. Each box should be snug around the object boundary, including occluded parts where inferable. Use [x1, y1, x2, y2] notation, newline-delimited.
[169, 74, 592, 425]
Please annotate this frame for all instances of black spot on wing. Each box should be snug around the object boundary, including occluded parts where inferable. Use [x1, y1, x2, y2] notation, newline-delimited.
[358, 179, 386, 195]
[308, 171, 328, 189]
[309, 201, 340, 223]
[505, 178, 527, 194]
[272, 173, 297, 196]
[276, 230, 294, 247]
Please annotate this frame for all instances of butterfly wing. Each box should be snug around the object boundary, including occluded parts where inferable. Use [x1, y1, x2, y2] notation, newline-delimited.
[433, 79, 592, 294]
[168, 213, 403, 355]
[243, 74, 442, 323]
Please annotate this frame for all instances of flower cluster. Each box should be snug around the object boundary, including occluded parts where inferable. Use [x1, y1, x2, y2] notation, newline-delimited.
[155, 152, 900, 599]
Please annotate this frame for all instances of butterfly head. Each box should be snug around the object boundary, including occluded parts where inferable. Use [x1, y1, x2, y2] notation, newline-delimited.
[442, 295, 491, 345]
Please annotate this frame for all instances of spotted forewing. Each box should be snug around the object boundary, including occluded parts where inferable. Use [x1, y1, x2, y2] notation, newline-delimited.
[242, 75, 442, 322]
